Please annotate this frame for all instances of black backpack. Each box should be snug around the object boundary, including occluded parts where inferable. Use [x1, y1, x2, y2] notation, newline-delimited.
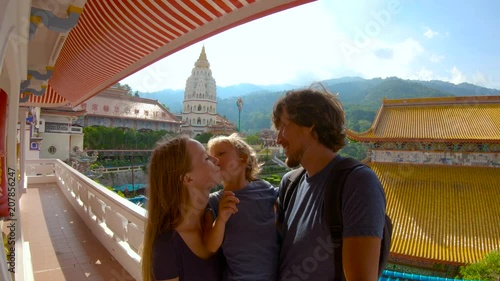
[279, 157, 392, 279]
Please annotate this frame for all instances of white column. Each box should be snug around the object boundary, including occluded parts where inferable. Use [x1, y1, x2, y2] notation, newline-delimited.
[18, 107, 28, 193]
[1, 0, 31, 279]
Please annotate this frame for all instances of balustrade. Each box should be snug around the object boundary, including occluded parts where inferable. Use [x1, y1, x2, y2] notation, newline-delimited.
[25, 159, 145, 280]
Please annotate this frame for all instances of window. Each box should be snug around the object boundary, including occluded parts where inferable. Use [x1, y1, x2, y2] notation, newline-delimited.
[48, 146, 57, 154]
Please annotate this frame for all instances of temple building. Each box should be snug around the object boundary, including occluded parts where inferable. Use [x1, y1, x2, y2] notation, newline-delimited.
[211, 114, 238, 136]
[347, 96, 500, 274]
[181, 46, 236, 136]
[25, 107, 86, 161]
[73, 86, 181, 132]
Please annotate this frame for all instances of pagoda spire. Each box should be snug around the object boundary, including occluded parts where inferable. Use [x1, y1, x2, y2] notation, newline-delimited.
[195, 45, 210, 68]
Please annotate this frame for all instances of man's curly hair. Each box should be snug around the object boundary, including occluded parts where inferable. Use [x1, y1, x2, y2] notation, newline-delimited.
[272, 83, 346, 152]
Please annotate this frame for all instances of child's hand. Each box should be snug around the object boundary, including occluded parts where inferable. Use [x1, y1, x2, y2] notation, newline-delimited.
[218, 191, 239, 223]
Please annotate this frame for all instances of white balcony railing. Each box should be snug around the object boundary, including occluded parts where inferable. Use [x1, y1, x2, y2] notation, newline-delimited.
[25, 159, 146, 281]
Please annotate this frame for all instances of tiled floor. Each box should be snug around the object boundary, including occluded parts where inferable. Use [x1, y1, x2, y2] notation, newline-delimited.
[20, 183, 135, 281]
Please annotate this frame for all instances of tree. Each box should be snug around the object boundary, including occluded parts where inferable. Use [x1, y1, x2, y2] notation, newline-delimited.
[339, 141, 368, 160]
[134, 91, 140, 97]
[357, 120, 372, 132]
[245, 133, 262, 145]
[161, 103, 170, 111]
[460, 251, 500, 281]
[194, 132, 213, 144]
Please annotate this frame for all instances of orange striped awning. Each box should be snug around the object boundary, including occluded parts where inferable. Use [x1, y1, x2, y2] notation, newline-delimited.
[347, 96, 500, 142]
[23, 0, 314, 107]
[371, 162, 500, 264]
[22, 85, 69, 107]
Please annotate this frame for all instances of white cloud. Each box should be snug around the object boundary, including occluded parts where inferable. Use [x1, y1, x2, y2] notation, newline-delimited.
[412, 67, 436, 81]
[424, 27, 439, 39]
[121, 1, 343, 92]
[430, 54, 444, 63]
[408, 67, 453, 82]
[119, 2, 499, 92]
[410, 67, 498, 89]
[470, 72, 496, 88]
[344, 38, 425, 80]
[449, 66, 467, 84]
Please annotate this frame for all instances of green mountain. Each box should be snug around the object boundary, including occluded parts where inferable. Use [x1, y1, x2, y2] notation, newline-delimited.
[141, 77, 499, 132]
[418, 80, 500, 96]
[139, 83, 297, 114]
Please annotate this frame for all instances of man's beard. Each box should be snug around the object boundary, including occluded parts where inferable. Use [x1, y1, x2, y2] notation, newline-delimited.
[285, 154, 300, 168]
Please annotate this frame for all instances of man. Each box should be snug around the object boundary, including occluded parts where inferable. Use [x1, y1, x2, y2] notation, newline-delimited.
[273, 85, 386, 281]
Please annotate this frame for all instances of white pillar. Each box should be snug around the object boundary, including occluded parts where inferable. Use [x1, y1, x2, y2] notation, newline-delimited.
[1, 0, 31, 279]
[18, 107, 28, 193]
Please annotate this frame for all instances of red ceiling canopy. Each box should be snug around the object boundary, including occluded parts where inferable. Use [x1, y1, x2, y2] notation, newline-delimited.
[25, 0, 314, 107]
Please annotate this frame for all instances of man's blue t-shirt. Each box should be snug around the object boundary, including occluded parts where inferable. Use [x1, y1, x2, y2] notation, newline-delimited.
[278, 155, 386, 281]
[209, 180, 279, 281]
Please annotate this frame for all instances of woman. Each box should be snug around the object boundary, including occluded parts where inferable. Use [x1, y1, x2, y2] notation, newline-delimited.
[142, 135, 223, 281]
[203, 133, 279, 281]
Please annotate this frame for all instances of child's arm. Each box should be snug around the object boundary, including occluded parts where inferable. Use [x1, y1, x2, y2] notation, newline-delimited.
[202, 191, 239, 254]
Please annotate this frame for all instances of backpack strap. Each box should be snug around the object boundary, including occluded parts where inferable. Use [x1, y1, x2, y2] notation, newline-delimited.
[323, 157, 365, 281]
[324, 157, 365, 241]
[282, 167, 306, 211]
[276, 167, 306, 237]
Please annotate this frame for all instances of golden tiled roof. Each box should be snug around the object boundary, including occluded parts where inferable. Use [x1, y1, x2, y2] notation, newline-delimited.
[347, 96, 500, 142]
[370, 162, 500, 264]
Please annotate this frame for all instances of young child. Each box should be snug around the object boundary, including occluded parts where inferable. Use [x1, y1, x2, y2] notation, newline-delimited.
[203, 133, 279, 281]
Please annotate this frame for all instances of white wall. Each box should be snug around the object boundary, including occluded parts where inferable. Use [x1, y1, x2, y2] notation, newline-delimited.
[372, 150, 500, 166]
[23, 128, 40, 160]
[40, 132, 71, 161]
[70, 134, 84, 153]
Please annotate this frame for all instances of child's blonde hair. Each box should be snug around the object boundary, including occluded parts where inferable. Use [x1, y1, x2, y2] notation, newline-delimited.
[207, 133, 261, 181]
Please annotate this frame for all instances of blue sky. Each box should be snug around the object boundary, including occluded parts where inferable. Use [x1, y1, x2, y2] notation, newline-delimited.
[120, 0, 500, 92]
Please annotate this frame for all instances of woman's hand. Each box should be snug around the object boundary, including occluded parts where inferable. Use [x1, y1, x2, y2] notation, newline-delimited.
[218, 191, 239, 223]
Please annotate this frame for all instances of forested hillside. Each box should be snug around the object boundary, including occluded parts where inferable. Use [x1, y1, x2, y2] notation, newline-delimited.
[146, 77, 499, 133]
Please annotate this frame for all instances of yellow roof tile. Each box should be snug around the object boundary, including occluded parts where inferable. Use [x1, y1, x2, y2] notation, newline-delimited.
[348, 96, 500, 142]
[370, 162, 500, 264]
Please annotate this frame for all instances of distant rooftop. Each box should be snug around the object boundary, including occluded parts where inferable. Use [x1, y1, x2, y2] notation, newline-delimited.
[347, 96, 500, 142]
[371, 162, 500, 264]
[73, 87, 181, 124]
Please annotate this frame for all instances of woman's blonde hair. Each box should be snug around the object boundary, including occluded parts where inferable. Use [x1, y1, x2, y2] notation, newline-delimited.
[207, 133, 260, 181]
[141, 135, 192, 281]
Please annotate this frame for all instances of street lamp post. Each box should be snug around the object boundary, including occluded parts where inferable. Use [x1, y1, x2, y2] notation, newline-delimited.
[236, 97, 243, 132]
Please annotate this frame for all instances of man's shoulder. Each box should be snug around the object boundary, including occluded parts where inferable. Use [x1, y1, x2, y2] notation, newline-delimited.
[282, 169, 295, 182]
[347, 164, 379, 183]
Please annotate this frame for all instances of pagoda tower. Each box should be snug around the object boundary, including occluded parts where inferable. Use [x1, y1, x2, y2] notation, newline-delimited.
[181, 46, 218, 137]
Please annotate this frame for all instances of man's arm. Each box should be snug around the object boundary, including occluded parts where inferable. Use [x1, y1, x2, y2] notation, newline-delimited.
[342, 236, 381, 281]
[341, 166, 386, 281]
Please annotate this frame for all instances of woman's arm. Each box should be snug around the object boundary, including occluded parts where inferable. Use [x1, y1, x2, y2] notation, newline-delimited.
[202, 191, 239, 253]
